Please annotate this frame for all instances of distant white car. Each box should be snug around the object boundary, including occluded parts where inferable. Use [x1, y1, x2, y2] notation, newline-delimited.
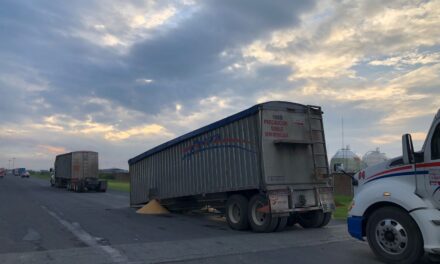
[21, 171, 30, 178]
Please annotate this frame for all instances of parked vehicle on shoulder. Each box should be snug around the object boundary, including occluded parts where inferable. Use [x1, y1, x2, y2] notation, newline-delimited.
[0, 168, 5, 178]
[51, 151, 107, 192]
[347, 109, 440, 264]
[129, 101, 335, 232]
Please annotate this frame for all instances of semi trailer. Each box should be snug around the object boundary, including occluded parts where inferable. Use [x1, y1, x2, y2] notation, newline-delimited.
[347, 109, 440, 263]
[129, 101, 335, 232]
[14, 168, 26, 177]
[50, 151, 107, 192]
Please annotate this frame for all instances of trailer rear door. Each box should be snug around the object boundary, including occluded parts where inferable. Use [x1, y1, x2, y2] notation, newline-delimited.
[261, 106, 329, 185]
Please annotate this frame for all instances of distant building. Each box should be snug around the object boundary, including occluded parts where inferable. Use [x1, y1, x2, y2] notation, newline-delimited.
[362, 147, 388, 168]
[330, 145, 362, 173]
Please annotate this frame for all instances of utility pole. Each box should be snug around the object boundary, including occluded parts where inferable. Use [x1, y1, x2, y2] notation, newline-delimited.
[12, 157, 15, 170]
[8, 159, 11, 170]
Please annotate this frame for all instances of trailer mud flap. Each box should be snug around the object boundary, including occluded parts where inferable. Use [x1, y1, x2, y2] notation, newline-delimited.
[318, 187, 336, 213]
[269, 190, 289, 213]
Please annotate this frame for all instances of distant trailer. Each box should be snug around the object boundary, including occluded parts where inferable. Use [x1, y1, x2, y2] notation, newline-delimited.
[129, 101, 335, 232]
[51, 151, 107, 192]
[13, 168, 26, 177]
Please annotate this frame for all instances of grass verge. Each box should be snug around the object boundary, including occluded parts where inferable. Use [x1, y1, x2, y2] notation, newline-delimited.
[29, 172, 129, 192]
[30, 172, 50, 180]
[106, 180, 130, 192]
[333, 195, 352, 219]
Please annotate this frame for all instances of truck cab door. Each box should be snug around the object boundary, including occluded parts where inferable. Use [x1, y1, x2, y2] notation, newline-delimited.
[423, 120, 440, 208]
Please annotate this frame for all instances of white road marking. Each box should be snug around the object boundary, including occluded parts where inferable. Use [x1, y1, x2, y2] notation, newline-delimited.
[41, 206, 128, 263]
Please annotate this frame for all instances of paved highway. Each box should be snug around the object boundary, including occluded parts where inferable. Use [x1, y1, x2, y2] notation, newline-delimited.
[0, 175, 435, 263]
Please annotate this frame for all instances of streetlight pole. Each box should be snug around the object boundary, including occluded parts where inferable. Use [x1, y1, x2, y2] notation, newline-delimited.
[8, 159, 11, 170]
[12, 157, 15, 170]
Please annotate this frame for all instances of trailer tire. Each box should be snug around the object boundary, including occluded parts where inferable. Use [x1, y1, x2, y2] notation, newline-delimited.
[225, 195, 249, 230]
[287, 214, 298, 227]
[318, 212, 332, 227]
[248, 194, 279, 232]
[366, 207, 423, 264]
[297, 210, 325, 228]
[275, 217, 288, 232]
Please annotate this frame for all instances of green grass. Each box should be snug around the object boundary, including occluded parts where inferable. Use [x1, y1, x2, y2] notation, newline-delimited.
[333, 195, 352, 219]
[106, 180, 130, 192]
[30, 171, 50, 180]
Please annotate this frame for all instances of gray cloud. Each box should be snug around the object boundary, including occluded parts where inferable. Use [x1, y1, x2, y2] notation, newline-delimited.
[0, 0, 316, 169]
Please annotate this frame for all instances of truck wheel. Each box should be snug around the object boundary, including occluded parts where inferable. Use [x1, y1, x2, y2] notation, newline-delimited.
[248, 194, 279, 232]
[287, 214, 298, 227]
[275, 217, 288, 232]
[297, 210, 324, 228]
[318, 212, 332, 227]
[225, 195, 249, 230]
[366, 207, 423, 264]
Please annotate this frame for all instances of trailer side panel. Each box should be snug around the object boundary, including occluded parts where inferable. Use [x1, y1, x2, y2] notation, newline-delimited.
[130, 114, 261, 206]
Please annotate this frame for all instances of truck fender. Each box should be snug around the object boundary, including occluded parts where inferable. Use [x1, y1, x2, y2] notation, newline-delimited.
[348, 180, 427, 240]
[350, 180, 427, 218]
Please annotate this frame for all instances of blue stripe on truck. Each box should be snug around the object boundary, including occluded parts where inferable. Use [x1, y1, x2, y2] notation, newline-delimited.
[347, 216, 364, 241]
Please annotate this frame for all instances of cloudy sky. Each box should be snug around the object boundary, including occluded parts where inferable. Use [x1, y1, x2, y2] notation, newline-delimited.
[1, 0, 439, 170]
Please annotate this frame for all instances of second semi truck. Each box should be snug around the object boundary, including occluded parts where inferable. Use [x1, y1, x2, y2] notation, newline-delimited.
[50, 151, 107, 192]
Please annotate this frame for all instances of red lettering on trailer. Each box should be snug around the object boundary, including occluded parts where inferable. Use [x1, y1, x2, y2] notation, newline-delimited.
[264, 119, 288, 126]
[271, 126, 284, 132]
[264, 132, 288, 138]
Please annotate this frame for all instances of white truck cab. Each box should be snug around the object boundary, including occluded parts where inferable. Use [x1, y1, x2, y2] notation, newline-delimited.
[348, 109, 440, 264]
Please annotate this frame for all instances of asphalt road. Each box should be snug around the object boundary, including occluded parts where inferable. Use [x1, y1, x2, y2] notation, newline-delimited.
[0, 175, 435, 264]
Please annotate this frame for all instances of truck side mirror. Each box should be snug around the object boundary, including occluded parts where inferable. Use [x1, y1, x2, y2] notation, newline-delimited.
[333, 164, 358, 186]
[402, 134, 415, 164]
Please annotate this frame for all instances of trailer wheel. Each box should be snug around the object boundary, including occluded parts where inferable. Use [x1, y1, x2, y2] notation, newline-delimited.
[297, 210, 325, 228]
[286, 214, 298, 227]
[318, 212, 332, 227]
[225, 195, 249, 230]
[275, 217, 288, 232]
[248, 194, 279, 232]
[366, 207, 423, 264]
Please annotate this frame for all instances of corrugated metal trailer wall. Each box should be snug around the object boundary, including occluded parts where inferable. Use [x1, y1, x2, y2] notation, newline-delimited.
[55, 151, 99, 180]
[55, 153, 72, 179]
[71, 152, 99, 180]
[130, 113, 262, 206]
